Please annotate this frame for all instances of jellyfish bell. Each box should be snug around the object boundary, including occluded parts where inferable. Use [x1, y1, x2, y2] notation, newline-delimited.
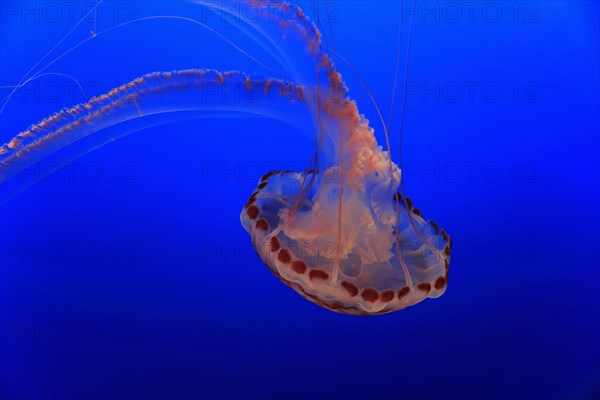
[239, 92, 451, 315]
[0, 0, 451, 315]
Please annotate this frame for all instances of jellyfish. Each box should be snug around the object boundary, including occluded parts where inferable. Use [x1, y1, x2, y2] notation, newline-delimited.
[0, 1, 451, 315]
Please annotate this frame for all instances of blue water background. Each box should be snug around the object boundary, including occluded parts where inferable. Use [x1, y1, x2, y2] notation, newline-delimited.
[0, 1, 598, 399]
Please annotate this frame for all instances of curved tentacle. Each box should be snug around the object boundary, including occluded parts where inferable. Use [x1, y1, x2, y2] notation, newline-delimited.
[0, 70, 314, 201]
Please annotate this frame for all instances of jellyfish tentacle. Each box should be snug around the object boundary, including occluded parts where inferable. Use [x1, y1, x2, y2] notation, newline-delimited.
[3, 73, 88, 103]
[0, 70, 315, 201]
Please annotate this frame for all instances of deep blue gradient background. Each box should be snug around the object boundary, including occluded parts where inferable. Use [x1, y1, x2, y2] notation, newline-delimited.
[0, 1, 598, 399]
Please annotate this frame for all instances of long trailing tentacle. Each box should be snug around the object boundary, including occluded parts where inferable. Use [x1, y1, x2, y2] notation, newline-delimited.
[0, 70, 316, 203]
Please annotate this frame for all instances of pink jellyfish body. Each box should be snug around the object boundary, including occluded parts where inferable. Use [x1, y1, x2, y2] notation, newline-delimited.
[0, 1, 451, 315]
